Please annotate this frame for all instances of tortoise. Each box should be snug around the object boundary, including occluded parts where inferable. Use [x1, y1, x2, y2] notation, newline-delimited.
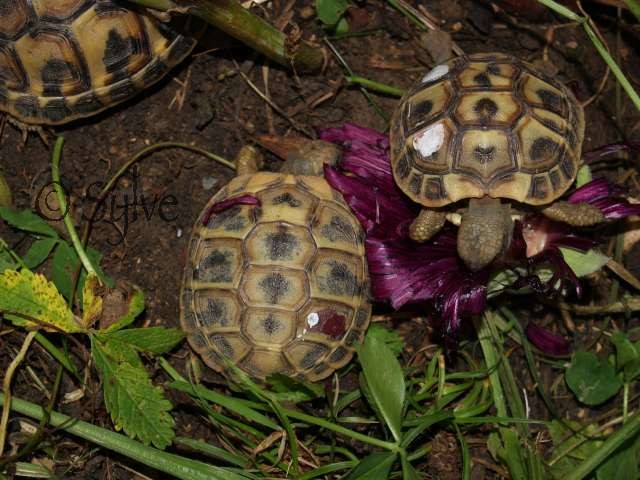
[0, 0, 198, 126]
[180, 143, 372, 381]
[389, 52, 604, 271]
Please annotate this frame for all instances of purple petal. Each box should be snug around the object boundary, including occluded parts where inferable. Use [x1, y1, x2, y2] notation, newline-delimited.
[526, 322, 571, 356]
[568, 178, 640, 220]
[201, 194, 260, 225]
[583, 141, 640, 163]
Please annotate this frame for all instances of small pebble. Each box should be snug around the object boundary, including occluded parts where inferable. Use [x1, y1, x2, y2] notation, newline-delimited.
[176, 227, 183, 238]
[202, 176, 218, 190]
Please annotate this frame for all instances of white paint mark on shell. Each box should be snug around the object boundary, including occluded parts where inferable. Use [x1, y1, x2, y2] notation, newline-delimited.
[413, 123, 445, 158]
[306, 312, 319, 329]
[421, 64, 449, 83]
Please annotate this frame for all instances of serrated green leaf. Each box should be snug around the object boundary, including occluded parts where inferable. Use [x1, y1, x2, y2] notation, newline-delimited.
[0, 269, 80, 332]
[266, 373, 323, 403]
[345, 452, 397, 480]
[101, 327, 184, 355]
[611, 332, 640, 382]
[101, 285, 145, 333]
[315, 0, 349, 25]
[0, 207, 58, 238]
[23, 238, 58, 269]
[368, 324, 404, 356]
[560, 247, 610, 278]
[92, 337, 175, 448]
[566, 351, 622, 405]
[358, 327, 405, 442]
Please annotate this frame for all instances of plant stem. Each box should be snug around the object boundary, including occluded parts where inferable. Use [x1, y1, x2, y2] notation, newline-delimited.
[623, 0, 640, 22]
[476, 312, 507, 418]
[128, 0, 324, 72]
[536, 0, 640, 112]
[345, 76, 405, 97]
[51, 138, 98, 279]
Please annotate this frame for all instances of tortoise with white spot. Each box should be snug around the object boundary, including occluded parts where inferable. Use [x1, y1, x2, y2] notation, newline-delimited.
[390, 52, 603, 271]
[0, 0, 198, 125]
[180, 144, 371, 381]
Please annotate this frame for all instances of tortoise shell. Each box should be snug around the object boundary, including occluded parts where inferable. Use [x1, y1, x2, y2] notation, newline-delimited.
[0, 0, 197, 125]
[389, 52, 585, 207]
[180, 172, 372, 382]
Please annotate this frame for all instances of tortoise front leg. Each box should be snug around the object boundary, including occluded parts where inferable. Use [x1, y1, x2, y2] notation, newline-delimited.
[409, 208, 447, 242]
[541, 201, 604, 226]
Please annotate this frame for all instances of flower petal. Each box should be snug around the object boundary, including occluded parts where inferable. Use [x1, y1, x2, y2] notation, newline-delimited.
[526, 322, 571, 356]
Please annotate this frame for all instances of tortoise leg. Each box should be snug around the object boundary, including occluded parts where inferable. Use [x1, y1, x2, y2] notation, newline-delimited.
[458, 197, 513, 271]
[235, 145, 264, 176]
[542, 201, 604, 226]
[409, 208, 447, 242]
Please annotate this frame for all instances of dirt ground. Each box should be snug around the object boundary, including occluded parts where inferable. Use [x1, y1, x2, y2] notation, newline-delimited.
[1, 0, 640, 478]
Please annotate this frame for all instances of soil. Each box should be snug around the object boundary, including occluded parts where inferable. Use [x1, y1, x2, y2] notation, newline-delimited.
[1, 0, 639, 478]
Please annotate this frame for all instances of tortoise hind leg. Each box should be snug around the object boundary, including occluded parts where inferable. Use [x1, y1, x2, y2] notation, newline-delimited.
[409, 208, 447, 242]
[542, 201, 604, 226]
[235, 145, 264, 175]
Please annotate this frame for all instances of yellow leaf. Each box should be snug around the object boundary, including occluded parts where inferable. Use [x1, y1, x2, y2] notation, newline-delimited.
[82, 272, 103, 329]
[0, 269, 81, 332]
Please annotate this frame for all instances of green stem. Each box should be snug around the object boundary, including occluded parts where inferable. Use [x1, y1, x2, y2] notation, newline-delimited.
[128, 0, 324, 72]
[623, 0, 640, 22]
[476, 312, 507, 419]
[536, 0, 640, 112]
[51, 138, 98, 279]
[345, 76, 405, 97]
[0, 393, 248, 480]
[566, 411, 640, 480]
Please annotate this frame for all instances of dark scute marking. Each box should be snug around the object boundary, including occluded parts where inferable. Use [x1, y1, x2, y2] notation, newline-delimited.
[567, 129, 577, 148]
[541, 118, 560, 132]
[272, 192, 301, 207]
[166, 37, 196, 65]
[528, 176, 548, 200]
[182, 311, 197, 331]
[560, 155, 576, 180]
[323, 261, 358, 296]
[486, 63, 501, 75]
[191, 332, 207, 349]
[473, 145, 495, 164]
[109, 79, 137, 103]
[321, 215, 356, 243]
[473, 72, 491, 87]
[14, 95, 38, 119]
[329, 347, 348, 364]
[141, 58, 168, 86]
[103, 29, 134, 80]
[196, 250, 233, 282]
[473, 97, 498, 122]
[529, 137, 559, 162]
[412, 99, 433, 118]
[312, 363, 329, 375]
[206, 205, 246, 231]
[424, 177, 445, 201]
[0, 87, 7, 103]
[395, 154, 411, 179]
[211, 334, 234, 358]
[262, 314, 282, 336]
[409, 173, 422, 195]
[264, 229, 299, 260]
[344, 331, 360, 347]
[536, 88, 563, 113]
[41, 59, 75, 97]
[259, 272, 290, 304]
[549, 169, 562, 191]
[201, 299, 228, 326]
[43, 98, 71, 123]
[355, 308, 369, 328]
[72, 93, 103, 115]
[301, 344, 329, 369]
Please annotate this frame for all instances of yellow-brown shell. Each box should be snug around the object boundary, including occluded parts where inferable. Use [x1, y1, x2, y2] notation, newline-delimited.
[389, 52, 585, 207]
[180, 172, 372, 382]
[0, 0, 197, 125]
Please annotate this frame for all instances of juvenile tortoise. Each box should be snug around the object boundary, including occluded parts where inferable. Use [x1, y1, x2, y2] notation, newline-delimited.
[0, 0, 198, 126]
[180, 143, 372, 381]
[389, 52, 603, 271]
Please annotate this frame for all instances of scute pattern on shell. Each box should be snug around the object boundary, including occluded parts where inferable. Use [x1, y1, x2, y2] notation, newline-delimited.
[0, 0, 197, 125]
[180, 172, 372, 382]
[389, 52, 585, 207]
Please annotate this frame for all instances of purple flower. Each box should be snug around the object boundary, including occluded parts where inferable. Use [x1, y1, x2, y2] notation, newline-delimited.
[568, 178, 640, 219]
[525, 321, 571, 356]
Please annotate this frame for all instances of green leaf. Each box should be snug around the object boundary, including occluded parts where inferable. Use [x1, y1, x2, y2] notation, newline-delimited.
[101, 285, 145, 333]
[51, 241, 79, 301]
[566, 351, 622, 405]
[91, 337, 175, 448]
[23, 238, 58, 269]
[0, 207, 58, 238]
[368, 324, 404, 356]
[0, 269, 80, 332]
[0, 170, 11, 207]
[334, 16, 350, 34]
[596, 439, 638, 480]
[576, 165, 593, 188]
[560, 247, 610, 278]
[0, 245, 19, 273]
[344, 452, 397, 480]
[315, 0, 349, 25]
[611, 332, 640, 382]
[266, 373, 323, 403]
[101, 327, 185, 355]
[358, 327, 405, 442]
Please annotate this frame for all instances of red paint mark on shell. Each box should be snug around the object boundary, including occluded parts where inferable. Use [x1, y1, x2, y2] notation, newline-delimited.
[201, 194, 260, 225]
[309, 309, 346, 338]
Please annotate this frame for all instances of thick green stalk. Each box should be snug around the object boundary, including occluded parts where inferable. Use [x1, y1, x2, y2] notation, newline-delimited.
[129, 0, 324, 72]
